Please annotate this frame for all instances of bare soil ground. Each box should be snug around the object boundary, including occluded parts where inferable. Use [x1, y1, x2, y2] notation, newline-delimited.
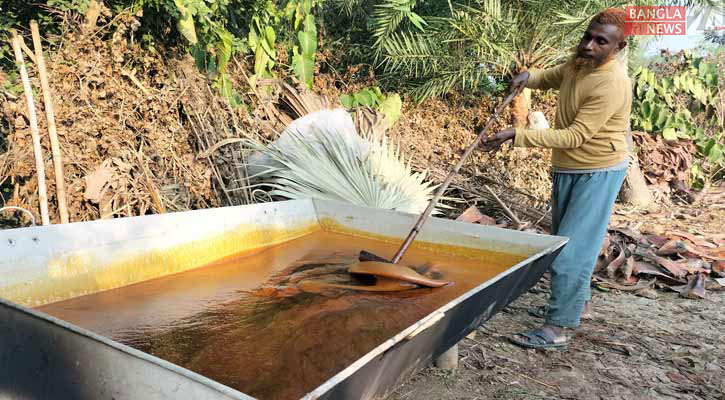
[387, 276, 725, 400]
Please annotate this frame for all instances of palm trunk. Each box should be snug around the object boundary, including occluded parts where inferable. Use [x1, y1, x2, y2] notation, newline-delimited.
[617, 49, 653, 207]
[620, 157, 654, 207]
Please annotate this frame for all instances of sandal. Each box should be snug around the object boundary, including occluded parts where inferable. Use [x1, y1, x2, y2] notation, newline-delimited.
[528, 305, 591, 320]
[509, 327, 568, 349]
[528, 305, 548, 319]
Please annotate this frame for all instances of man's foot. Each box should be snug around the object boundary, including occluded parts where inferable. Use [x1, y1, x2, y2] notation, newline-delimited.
[509, 325, 568, 349]
[528, 302, 592, 320]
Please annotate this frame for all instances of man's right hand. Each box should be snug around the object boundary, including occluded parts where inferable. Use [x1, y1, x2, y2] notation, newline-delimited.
[511, 71, 530, 90]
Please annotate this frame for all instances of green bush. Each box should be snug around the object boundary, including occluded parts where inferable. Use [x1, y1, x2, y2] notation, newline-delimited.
[340, 86, 402, 127]
[1, 0, 323, 105]
[631, 50, 723, 181]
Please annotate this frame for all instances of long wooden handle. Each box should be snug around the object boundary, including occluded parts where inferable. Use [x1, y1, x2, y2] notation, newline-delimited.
[11, 30, 50, 226]
[390, 85, 524, 264]
[31, 20, 70, 224]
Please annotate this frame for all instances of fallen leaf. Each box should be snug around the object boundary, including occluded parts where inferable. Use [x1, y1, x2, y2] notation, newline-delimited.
[712, 261, 725, 277]
[667, 230, 716, 249]
[84, 160, 114, 203]
[609, 227, 642, 243]
[455, 205, 496, 225]
[605, 241, 626, 278]
[635, 248, 689, 278]
[644, 235, 668, 248]
[679, 273, 707, 300]
[656, 239, 688, 256]
[592, 277, 655, 291]
[682, 244, 725, 261]
[633, 261, 687, 285]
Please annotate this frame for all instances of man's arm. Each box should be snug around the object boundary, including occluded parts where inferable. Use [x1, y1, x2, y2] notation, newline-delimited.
[525, 63, 567, 91]
[477, 65, 568, 152]
[514, 81, 619, 149]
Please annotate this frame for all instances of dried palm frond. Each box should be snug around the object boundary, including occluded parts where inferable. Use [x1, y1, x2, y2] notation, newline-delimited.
[240, 109, 441, 215]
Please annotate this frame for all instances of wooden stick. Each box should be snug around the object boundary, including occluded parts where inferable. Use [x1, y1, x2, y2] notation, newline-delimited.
[483, 184, 524, 227]
[134, 150, 166, 214]
[31, 20, 70, 224]
[390, 84, 524, 264]
[11, 30, 50, 226]
[19, 36, 37, 64]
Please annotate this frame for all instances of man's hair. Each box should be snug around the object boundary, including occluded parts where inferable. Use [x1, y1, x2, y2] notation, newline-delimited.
[592, 8, 628, 41]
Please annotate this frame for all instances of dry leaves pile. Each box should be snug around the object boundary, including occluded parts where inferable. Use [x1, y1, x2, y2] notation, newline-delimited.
[370, 90, 558, 225]
[390, 92, 556, 200]
[593, 208, 725, 300]
[632, 130, 697, 199]
[0, 4, 560, 227]
[0, 11, 293, 224]
[309, 63, 559, 208]
[2, 13, 218, 223]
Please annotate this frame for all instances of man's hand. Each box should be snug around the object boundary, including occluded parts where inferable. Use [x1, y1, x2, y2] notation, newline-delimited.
[480, 128, 515, 152]
[511, 71, 529, 91]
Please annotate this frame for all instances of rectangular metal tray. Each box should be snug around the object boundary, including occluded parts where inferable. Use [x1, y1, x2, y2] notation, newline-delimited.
[0, 199, 566, 400]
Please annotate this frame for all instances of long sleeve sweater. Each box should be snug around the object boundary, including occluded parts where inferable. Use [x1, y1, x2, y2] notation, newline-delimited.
[514, 58, 632, 170]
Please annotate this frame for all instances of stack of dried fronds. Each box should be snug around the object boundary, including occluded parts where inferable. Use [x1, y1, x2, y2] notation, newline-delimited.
[256, 80, 388, 140]
[177, 60, 263, 207]
[0, 10, 277, 225]
[632, 131, 696, 191]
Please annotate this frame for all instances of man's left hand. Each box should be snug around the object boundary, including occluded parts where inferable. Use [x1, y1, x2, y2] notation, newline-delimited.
[480, 128, 515, 152]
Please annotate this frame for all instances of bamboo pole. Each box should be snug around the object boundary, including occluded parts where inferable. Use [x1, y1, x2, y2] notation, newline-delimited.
[30, 21, 69, 224]
[10, 30, 50, 226]
[389, 84, 524, 264]
[18, 36, 37, 64]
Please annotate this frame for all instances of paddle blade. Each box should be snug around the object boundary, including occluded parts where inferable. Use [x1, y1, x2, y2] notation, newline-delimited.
[349, 261, 450, 288]
[358, 250, 392, 263]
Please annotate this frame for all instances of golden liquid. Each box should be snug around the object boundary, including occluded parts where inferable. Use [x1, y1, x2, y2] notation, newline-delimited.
[38, 231, 525, 400]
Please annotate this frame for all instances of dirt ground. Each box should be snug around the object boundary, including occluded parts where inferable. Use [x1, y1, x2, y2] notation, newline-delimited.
[386, 197, 725, 400]
[387, 271, 724, 400]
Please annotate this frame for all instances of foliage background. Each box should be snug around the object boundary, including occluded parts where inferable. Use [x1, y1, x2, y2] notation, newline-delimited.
[0, 0, 722, 225]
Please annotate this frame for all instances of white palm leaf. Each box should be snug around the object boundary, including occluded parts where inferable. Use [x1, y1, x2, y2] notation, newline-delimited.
[241, 111, 442, 215]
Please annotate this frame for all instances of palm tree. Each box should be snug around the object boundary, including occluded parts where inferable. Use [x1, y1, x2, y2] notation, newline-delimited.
[376, 0, 641, 127]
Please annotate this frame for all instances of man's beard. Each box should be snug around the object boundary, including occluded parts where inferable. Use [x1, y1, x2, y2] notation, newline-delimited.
[571, 50, 611, 73]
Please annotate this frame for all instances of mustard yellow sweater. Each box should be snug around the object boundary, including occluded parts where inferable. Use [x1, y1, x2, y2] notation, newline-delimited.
[514, 58, 632, 169]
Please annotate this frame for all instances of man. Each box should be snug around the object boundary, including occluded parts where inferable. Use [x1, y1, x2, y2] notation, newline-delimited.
[481, 8, 632, 349]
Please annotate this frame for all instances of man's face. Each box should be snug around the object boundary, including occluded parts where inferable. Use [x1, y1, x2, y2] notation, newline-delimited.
[575, 22, 625, 69]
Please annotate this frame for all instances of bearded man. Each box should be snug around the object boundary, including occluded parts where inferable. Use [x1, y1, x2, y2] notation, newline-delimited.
[481, 8, 632, 349]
